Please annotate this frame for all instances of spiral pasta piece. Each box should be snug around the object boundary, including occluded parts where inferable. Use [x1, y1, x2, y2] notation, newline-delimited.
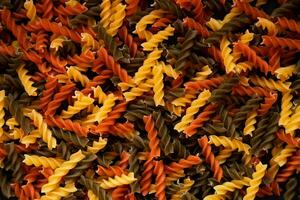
[87, 137, 107, 154]
[220, 36, 236, 73]
[144, 115, 161, 158]
[124, 79, 154, 102]
[40, 181, 77, 200]
[0, 91, 5, 137]
[5, 117, 18, 130]
[87, 190, 99, 200]
[16, 64, 37, 96]
[273, 145, 297, 167]
[99, 172, 136, 189]
[93, 86, 107, 104]
[175, 89, 211, 132]
[198, 136, 223, 182]
[153, 160, 166, 200]
[255, 17, 278, 36]
[140, 156, 154, 196]
[250, 75, 290, 92]
[23, 155, 64, 169]
[214, 177, 251, 195]
[192, 65, 212, 81]
[20, 129, 41, 147]
[285, 105, 300, 134]
[275, 65, 295, 81]
[171, 178, 194, 200]
[277, 17, 300, 34]
[165, 155, 201, 174]
[209, 135, 250, 154]
[24, 0, 37, 22]
[152, 62, 165, 106]
[279, 91, 293, 127]
[216, 149, 233, 164]
[244, 162, 267, 200]
[262, 36, 300, 50]
[99, 0, 112, 29]
[81, 32, 100, 51]
[61, 91, 94, 119]
[50, 36, 67, 52]
[243, 111, 257, 136]
[67, 66, 90, 86]
[41, 150, 85, 193]
[142, 25, 175, 51]
[26, 109, 57, 150]
[106, 4, 126, 36]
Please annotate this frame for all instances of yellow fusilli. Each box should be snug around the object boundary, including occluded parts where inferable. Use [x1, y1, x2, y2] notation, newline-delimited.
[152, 62, 165, 106]
[23, 155, 64, 169]
[0, 90, 5, 137]
[17, 64, 38, 96]
[99, 0, 112, 29]
[220, 36, 236, 74]
[24, 0, 37, 22]
[208, 135, 251, 154]
[214, 177, 251, 195]
[99, 172, 137, 189]
[67, 66, 90, 86]
[243, 111, 257, 136]
[106, 4, 126, 36]
[40, 181, 77, 200]
[279, 91, 293, 127]
[87, 137, 107, 154]
[250, 75, 291, 92]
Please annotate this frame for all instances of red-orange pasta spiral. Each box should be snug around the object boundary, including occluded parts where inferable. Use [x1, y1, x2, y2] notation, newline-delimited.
[184, 103, 218, 136]
[0, 42, 16, 56]
[207, 46, 224, 69]
[257, 182, 280, 197]
[44, 82, 76, 116]
[40, 0, 54, 19]
[152, 15, 175, 29]
[24, 168, 40, 183]
[184, 76, 224, 92]
[45, 116, 89, 137]
[277, 17, 300, 34]
[54, 3, 87, 16]
[111, 186, 129, 200]
[276, 150, 300, 183]
[110, 122, 135, 139]
[234, 0, 269, 19]
[44, 51, 67, 73]
[90, 102, 127, 134]
[119, 152, 130, 169]
[39, 76, 58, 113]
[183, 17, 210, 38]
[118, 26, 138, 57]
[81, 70, 113, 95]
[68, 49, 95, 68]
[262, 36, 300, 50]
[153, 160, 167, 200]
[257, 92, 278, 115]
[269, 48, 280, 73]
[97, 165, 125, 177]
[165, 155, 202, 174]
[98, 48, 132, 83]
[276, 129, 300, 147]
[25, 19, 81, 43]
[0, 9, 31, 50]
[171, 73, 184, 89]
[143, 115, 161, 158]
[125, 0, 140, 16]
[140, 156, 154, 196]
[232, 85, 271, 97]
[234, 42, 270, 74]
[190, 0, 205, 23]
[35, 31, 48, 54]
[198, 136, 223, 182]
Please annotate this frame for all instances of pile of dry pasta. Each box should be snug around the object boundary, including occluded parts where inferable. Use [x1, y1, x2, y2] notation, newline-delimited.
[0, 0, 300, 199]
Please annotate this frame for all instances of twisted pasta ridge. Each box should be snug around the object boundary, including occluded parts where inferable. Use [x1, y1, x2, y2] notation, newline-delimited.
[234, 0, 269, 20]
[54, 3, 87, 16]
[97, 24, 124, 61]
[99, 0, 112, 29]
[35, 32, 48, 54]
[233, 96, 262, 126]
[87, 137, 107, 154]
[4, 143, 23, 181]
[17, 64, 38, 96]
[40, 181, 77, 200]
[24, 0, 37, 22]
[99, 172, 136, 189]
[275, 65, 295, 81]
[5, 117, 18, 130]
[206, 18, 222, 31]
[213, 177, 251, 195]
[64, 154, 97, 180]
[142, 25, 175, 51]
[216, 149, 233, 164]
[135, 9, 165, 40]
[67, 66, 90, 86]
[97, 165, 125, 177]
[140, 156, 154, 196]
[234, 42, 270, 74]
[220, 36, 236, 73]
[283, 178, 297, 200]
[51, 128, 88, 148]
[183, 17, 210, 38]
[81, 32, 100, 51]
[276, 130, 300, 147]
[134, 48, 162, 84]
[175, 30, 197, 71]
[143, 115, 161, 158]
[90, 102, 127, 134]
[209, 135, 250, 154]
[41, 150, 85, 193]
[87, 190, 98, 200]
[153, 160, 167, 200]
[124, 79, 154, 102]
[172, 93, 196, 107]
[198, 136, 223, 182]
[269, 48, 280, 73]
[40, 0, 53, 19]
[209, 76, 239, 103]
[68, 50, 94, 68]
[273, 145, 296, 167]
[185, 77, 224, 92]
[276, 150, 300, 183]
[262, 36, 300, 50]
[152, 63, 165, 106]
[232, 85, 271, 97]
[243, 111, 257, 136]
[192, 65, 212, 81]
[0, 43, 16, 56]
[110, 122, 135, 139]
[244, 162, 267, 200]
[165, 155, 201, 174]
[206, 15, 251, 44]
[80, 176, 108, 200]
[250, 75, 290, 92]
[0, 9, 31, 49]
[125, 0, 139, 16]
[258, 92, 277, 115]
[82, 70, 113, 95]
[175, 89, 211, 132]
[93, 86, 107, 104]
[61, 92, 94, 119]
[23, 155, 64, 169]
[184, 103, 218, 136]
[106, 4, 126, 37]
[27, 109, 57, 150]
[255, 17, 278, 36]
[152, 111, 174, 155]
[161, 61, 179, 79]
[45, 82, 75, 116]
[277, 17, 300, 34]
[118, 26, 138, 57]
[46, 116, 89, 137]
[20, 130, 40, 147]
[171, 178, 194, 200]
[0, 91, 5, 137]
[98, 47, 132, 83]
